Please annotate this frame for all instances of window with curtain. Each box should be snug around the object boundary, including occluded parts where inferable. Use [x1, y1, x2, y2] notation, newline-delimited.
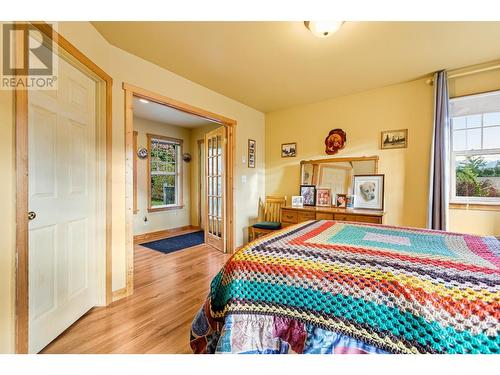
[148, 134, 183, 209]
[449, 90, 500, 204]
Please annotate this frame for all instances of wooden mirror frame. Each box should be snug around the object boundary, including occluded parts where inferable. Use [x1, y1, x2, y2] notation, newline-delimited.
[299, 155, 379, 170]
[299, 155, 379, 190]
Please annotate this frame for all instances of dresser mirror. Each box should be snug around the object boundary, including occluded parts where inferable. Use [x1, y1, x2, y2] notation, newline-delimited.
[300, 156, 378, 197]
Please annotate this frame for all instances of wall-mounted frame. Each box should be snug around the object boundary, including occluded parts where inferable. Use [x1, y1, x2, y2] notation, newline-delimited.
[381, 129, 408, 149]
[248, 139, 256, 168]
[281, 142, 297, 158]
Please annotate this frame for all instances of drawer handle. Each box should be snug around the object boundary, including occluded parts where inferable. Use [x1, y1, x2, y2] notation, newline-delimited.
[285, 215, 294, 219]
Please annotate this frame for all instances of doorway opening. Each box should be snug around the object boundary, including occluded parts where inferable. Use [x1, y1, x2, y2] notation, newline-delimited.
[123, 83, 236, 298]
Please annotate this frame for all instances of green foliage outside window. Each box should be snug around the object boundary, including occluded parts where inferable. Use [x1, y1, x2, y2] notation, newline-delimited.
[150, 139, 179, 206]
[456, 156, 499, 198]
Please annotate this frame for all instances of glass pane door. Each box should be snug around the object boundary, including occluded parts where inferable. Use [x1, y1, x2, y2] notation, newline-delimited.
[205, 127, 226, 252]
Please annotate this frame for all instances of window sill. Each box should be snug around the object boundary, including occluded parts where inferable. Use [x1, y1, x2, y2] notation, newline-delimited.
[148, 205, 184, 213]
[449, 202, 499, 211]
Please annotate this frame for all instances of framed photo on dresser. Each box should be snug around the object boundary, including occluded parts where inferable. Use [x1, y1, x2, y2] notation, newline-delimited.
[353, 174, 385, 210]
[300, 185, 316, 206]
[316, 188, 331, 207]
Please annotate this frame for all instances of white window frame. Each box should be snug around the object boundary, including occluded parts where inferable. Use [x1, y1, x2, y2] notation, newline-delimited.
[449, 92, 500, 205]
[147, 134, 183, 211]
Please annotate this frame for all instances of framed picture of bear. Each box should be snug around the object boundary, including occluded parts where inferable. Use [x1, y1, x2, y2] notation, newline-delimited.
[353, 174, 385, 210]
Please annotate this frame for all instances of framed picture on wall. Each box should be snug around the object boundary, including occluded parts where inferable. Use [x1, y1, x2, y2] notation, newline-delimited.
[300, 185, 316, 206]
[248, 139, 256, 168]
[353, 174, 385, 210]
[316, 188, 331, 207]
[281, 142, 297, 158]
[381, 129, 408, 149]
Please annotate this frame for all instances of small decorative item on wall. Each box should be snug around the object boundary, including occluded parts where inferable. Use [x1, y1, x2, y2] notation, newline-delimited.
[248, 139, 256, 168]
[316, 188, 332, 207]
[291, 195, 304, 208]
[182, 153, 192, 162]
[324, 128, 347, 155]
[300, 185, 316, 206]
[335, 194, 347, 208]
[353, 174, 385, 210]
[281, 142, 297, 158]
[381, 129, 408, 149]
[137, 147, 148, 159]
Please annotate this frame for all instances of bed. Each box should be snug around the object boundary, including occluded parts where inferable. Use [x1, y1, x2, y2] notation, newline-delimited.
[190, 220, 500, 354]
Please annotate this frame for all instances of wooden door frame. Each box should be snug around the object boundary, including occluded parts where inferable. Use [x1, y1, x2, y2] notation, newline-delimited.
[197, 138, 204, 228]
[123, 83, 236, 297]
[15, 23, 113, 353]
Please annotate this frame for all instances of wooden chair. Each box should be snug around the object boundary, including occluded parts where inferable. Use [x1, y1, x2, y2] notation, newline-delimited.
[250, 196, 287, 241]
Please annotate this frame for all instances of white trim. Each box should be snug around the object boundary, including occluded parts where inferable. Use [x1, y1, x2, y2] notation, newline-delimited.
[450, 95, 500, 205]
[149, 137, 182, 207]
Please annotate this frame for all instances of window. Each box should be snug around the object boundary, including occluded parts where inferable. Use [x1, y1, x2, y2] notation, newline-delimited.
[148, 134, 183, 210]
[450, 91, 500, 204]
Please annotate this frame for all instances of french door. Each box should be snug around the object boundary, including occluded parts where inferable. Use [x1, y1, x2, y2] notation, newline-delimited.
[205, 127, 226, 252]
[28, 55, 99, 353]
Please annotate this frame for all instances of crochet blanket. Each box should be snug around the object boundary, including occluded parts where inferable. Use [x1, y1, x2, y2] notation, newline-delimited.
[190, 220, 500, 354]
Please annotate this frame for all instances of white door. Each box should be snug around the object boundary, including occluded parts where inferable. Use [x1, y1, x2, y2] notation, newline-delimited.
[205, 127, 226, 252]
[28, 56, 98, 353]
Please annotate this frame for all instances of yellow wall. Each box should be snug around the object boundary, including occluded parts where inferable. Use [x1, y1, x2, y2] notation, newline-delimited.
[0, 21, 265, 353]
[266, 78, 434, 228]
[133, 116, 193, 235]
[265, 68, 500, 236]
[449, 209, 499, 236]
[448, 64, 500, 236]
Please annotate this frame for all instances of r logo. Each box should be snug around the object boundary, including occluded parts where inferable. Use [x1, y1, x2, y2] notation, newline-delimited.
[2, 22, 54, 76]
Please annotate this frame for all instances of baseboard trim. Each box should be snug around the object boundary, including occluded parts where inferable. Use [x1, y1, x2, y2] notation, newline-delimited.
[112, 287, 128, 302]
[134, 225, 201, 245]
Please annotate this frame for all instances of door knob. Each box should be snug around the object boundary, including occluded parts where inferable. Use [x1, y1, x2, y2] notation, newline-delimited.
[28, 211, 36, 221]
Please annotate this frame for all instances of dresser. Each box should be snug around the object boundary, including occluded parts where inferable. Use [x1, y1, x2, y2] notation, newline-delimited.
[281, 206, 384, 226]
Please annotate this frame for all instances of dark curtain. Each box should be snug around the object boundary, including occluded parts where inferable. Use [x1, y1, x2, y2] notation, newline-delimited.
[428, 71, 450, 231]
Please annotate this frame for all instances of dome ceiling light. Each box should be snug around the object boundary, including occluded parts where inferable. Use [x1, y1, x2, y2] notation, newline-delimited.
[304, 21, 344, 38]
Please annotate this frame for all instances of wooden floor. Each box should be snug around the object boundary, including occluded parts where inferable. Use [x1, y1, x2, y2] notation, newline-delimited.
[41, 243, 229, 354]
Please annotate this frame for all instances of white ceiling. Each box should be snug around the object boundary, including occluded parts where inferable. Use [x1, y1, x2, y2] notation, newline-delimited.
[133, 96, 216, 128]
[93, 21, 500, 112]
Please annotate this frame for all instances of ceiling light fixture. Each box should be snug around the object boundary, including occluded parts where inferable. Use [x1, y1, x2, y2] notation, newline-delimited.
[304, 21, 344, 38]
[139, 98, 149, 104]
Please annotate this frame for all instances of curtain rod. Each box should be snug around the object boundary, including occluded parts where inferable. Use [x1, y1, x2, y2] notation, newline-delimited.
[425, 63, 500, 85]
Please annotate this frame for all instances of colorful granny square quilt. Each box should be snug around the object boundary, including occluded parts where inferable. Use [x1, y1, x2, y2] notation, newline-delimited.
[191, 220, 500, 354]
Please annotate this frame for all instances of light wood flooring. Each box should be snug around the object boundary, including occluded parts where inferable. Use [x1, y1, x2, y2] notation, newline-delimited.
[41, 242, 229, 354]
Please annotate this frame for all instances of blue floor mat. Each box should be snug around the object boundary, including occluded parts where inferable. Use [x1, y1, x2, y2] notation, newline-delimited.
[141, 231, 205, 254]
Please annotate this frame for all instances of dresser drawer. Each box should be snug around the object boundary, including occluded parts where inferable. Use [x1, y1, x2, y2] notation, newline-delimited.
[298, 211, 316, 222]
[355, 215, 382, 224]
[334, 213, 354, 222]
[281, 209, 298, 223]
[316, 212, 334, 220]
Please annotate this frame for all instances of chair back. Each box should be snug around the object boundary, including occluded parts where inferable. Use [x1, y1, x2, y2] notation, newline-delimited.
[263, 196, 287, 222]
